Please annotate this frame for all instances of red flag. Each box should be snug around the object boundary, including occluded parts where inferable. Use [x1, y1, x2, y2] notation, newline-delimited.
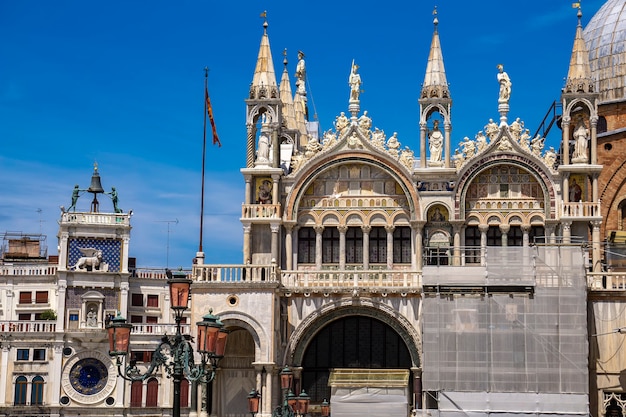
[205, 87, 221, 147]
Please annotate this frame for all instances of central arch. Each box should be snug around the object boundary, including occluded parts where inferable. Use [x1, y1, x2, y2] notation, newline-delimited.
[290, 304, 420, 403]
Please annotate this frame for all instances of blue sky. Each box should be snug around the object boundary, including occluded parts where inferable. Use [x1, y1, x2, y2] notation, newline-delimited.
[0, 0, 607, 268]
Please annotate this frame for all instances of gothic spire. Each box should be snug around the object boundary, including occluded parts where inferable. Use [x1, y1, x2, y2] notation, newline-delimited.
[420, 7, 450, 100]
[564, 8, 594, 94]
[249, 15, 279, 100]
[279, 49, 297, 130]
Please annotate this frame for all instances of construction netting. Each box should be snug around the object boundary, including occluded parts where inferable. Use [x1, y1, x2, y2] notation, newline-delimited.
[421, 246, 589, 416]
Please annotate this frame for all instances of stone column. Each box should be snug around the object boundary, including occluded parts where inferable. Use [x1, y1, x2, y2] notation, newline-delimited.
[521, 224, 531, 247]
[243, 224, 252, 264]
[419, 121, 427, 168]
[411, 221, 425, 270]
[499, 224, 510, 247]
[272, 128, 280, 169]
[338, 226, 348, 270]
[284, 223, 295, 270]
[592, 220, 602, 272]
[56, 280, 67, 331]
[314, 226, 324, 270]
[562, 221, 572, 244]
[264, 366, 273, 416]
[545, 220, 558, 244]
[451, 222, 463, 266]
[190, 381, 198, 417]
[244, 175, 252, 205]
[0, 343, 9, 405]
[562, 115, 571, 166]
[563, 175, 570, 205]
[58, 232, 69, 271]
[270, 223, 280, 265]
[246, 124, 256, 168]
[120, 282, 129, 319]
[385, 225, 395, 269]
[444, 121, 452, 169]
[362, 226, 371, 270]
[478, 224, 489, 266]
[271, 174, 281, 205]
[590, 116, 598, 165]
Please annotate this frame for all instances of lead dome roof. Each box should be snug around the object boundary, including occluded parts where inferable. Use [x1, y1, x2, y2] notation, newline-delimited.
[584, 0, 626, 102]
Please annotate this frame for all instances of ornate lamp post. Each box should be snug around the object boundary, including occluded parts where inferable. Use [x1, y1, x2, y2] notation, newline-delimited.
[106, 269, 228, 417]
[269, 366, 310, 417]
[248, 388, 261, 417]
[320, 399, 330, 417]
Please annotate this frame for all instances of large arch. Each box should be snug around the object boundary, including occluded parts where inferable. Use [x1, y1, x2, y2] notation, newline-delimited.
[288, 300, 421, 368]
[284, 153, 421, 223]
[455, 154, 557, 220]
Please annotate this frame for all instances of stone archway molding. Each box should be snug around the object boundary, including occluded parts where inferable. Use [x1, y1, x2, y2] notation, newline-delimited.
[286, 298, 421, 368]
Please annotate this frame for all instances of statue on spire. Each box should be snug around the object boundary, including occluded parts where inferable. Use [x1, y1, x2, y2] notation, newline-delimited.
[349, 61, 362, 102]
[497, 64, 511, 104]
[295, 50, 306, 96]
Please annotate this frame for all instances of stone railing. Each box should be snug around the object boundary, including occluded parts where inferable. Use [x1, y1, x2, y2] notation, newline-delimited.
[131, 323, 190, 336]
[587, 272, 626, 290]
[60, 212, 130, 226]
[560, 201, 601, 218]
[132, 268, 191, 280]
[193, 264, 278, 283]
[241, 204, 281, 219]
[0, 264, 58, 276]
[0, 321, 56, 333]
[281, 269, 421, 291]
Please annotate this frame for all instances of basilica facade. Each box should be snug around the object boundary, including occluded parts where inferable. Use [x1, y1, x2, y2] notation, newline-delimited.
[2, 1, 626, 417]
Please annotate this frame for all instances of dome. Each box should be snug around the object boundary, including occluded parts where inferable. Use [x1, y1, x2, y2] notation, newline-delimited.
[583, 0, 626, 102]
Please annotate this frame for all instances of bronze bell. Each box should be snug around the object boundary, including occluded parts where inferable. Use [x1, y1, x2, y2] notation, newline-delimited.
[88, 170, 105, 194]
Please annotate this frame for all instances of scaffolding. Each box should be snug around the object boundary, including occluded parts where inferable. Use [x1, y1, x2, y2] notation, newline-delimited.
[422, 246, 588, 416]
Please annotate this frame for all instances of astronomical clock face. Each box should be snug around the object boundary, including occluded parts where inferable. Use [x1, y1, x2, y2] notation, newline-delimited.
[62, 351, 117, 404]
[69, 358, 108, 395]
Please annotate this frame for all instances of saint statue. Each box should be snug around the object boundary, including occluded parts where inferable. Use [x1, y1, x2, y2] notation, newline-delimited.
[572, 117, 589, 163]
[348, 61, 362, 101]
[295, 50, 306, 96]
[497, 64, 511, 103]
[428, 120, 444, 164]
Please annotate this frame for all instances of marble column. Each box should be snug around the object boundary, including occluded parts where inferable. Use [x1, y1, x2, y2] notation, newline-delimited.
[592, 220, 602, 272]
[478, 224, 489, 266]
[385, 225, 396, 269]
[314, 226, 324, 270]
[243, 224, 252, 264]
[361, 226, 371, 270]
[499, 224, 510, 247]
[338, 226, 348, 270]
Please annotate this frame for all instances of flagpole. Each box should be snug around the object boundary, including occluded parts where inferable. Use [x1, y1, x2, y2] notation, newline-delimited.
[199, 67, 208, 254]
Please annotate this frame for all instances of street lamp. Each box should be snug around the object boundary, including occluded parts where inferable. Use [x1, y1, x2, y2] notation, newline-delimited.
[271, 366, 310, 417]
[248, 388, 261, 417]
[321, 399, 330, 417]
[106, 269, 228, 417]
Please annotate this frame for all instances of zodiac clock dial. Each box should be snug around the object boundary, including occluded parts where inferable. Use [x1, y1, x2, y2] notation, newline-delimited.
[69, 358, 108, 395]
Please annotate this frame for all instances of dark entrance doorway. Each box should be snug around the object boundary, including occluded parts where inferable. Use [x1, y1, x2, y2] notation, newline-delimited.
[300, 315, 412, 402]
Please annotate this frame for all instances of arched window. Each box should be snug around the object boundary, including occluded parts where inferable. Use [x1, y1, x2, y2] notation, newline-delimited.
[180, 379, 189, 408]
[345, 227, 363, 264]
[297, 227, 316, 263]
[322, 227, 340, 264]
[31, 376, 44, 405]
[14, 376, 27, 405]
[393, 226, 411, 263]
[369, 227, 387, 263]
[598, 116, 607, 134]
[130, 380, 143, 407]
[146, 378, 159, 407]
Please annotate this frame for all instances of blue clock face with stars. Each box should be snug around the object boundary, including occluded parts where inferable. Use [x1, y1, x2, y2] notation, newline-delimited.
[69, 358, 108, 395]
